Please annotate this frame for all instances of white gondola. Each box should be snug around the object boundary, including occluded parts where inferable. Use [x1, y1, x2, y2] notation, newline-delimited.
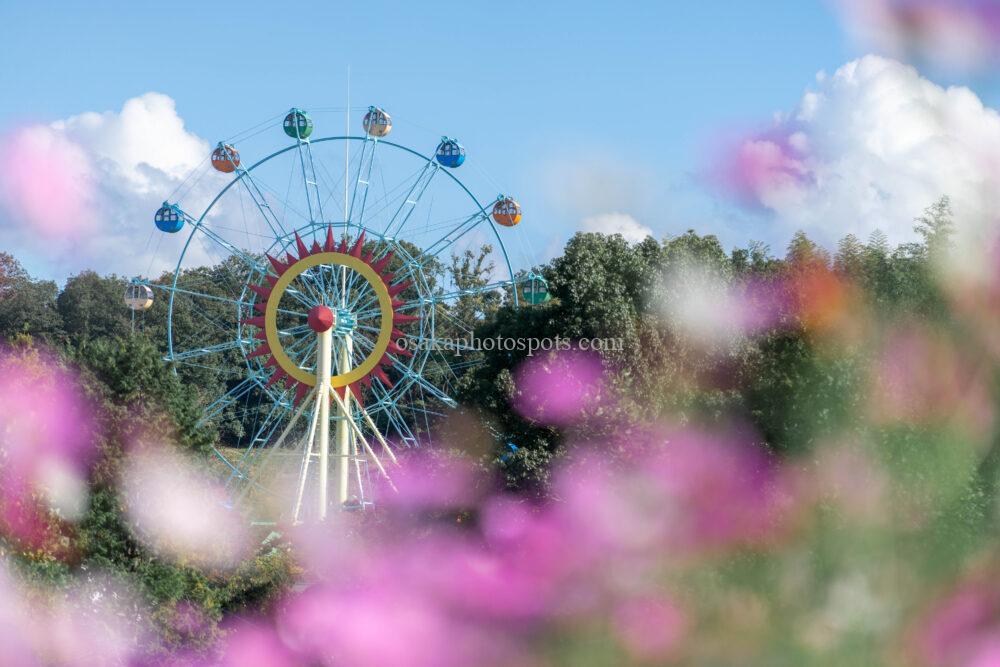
[124, 283, 154, 311]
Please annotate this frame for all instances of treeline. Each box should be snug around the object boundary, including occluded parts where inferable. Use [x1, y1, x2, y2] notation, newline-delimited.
[459, 197, 957, 487]
[0, 197, 958, 490]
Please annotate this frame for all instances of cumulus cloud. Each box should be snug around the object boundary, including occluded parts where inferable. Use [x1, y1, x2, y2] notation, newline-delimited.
[543, 158, 655, 216]
[0, 93, 224, 279]
[580, 212, 653, 243]
[710, 55, 1000, 251]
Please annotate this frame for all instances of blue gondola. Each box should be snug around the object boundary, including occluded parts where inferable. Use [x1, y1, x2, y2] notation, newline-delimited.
[154, 202, 183, 233]
[435, 137, 466, 168]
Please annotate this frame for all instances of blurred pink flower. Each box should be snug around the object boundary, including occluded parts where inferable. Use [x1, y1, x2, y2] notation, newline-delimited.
[0, 562, 150, 666]
[219, 622, 299, 667]
[808, 443, 889, 525]
[738, 277, 792, 333]
[168, 600, 214, 641]
[121, 442, 252, 570]
[0, 126, 94, 238]
[42, 573, 149, 666]
[379, 450, 480, 512]
[479, 495, 588, 611]
[967, 638, 1000, 667]
[0, 563, 39, 666]
[401, 535, 554, 623]
[612, 594, 687, 662]
[280, 582, 505, 667]
[513, 349, 606, 426]
[658, 267, 790, 347]
[708, 127, 811, 208]
[917, 581, 1000, 666]
[555, 428, 786, 557]
[837, 0, 1000, 72]
[872, 326, 994, 436]
[0, 350, 98, 545]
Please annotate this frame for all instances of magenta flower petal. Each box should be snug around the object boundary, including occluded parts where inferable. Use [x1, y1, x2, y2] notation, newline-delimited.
[513, 349, 606, 426]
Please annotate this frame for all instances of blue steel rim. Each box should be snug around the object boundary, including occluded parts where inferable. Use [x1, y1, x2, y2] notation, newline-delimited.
[166, 134, 520, 365]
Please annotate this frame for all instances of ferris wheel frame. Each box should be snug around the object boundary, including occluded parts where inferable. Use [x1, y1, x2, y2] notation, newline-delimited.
[166, 133, 523, 394]
[167, 133, 519, 352]
[150, 126, 535, 508]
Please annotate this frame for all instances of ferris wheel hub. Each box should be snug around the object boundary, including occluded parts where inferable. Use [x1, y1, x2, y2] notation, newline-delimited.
[333, 309, 357, 336]
[307, 305, 335, 333]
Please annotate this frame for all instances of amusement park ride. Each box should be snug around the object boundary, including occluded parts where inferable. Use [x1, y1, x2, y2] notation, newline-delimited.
[126, 105, 548, 522]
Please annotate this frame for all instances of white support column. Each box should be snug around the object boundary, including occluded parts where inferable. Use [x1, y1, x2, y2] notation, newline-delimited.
[292, 387, 323, 524]
[317, 327, 332, 520]
[335, 334, 353, 507]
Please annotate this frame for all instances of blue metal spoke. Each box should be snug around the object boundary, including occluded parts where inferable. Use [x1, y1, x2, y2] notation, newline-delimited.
[166, 338, 252, 363]
[383, 162, 439, 239]
[422, 211, 491, 259]
[148, 281, 306, 319]
[200, 375, 263, 426]
[347, 136, 379, 232]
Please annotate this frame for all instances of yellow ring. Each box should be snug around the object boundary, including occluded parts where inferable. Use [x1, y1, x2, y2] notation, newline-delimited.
[264, 252, 393, 388]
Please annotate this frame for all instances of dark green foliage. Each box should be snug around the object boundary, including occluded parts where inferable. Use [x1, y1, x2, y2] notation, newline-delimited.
[740, 331, 865, 454]
[0, 253, 62, 340]
[457, 197, 965, 484]
[58, 271, 131, 341]
[914, 195, 955, 260]
[72, 335, 214, 455]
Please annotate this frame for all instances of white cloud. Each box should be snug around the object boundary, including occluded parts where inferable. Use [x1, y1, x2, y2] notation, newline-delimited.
[0, 93, 224, 280]
[537, 154, 666, 245]
[721, 55, 1000, 253]
[544, 158, 655, 217]
[580, 212, 653, 243]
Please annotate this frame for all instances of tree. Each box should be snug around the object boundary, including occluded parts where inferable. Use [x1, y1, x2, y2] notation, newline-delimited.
[460, 230, 751, 488]
[834, 234, 865, 277]
[72, 335, 214, 455]
[58, 271, 131, 341]
[914, 195, 955, 259]
[0, 252, 27, 295]
[786, 230, 829, 268]
[0, 254, 62, 341]
[732, 241, 780, 277]
[447, 245, 501, 332]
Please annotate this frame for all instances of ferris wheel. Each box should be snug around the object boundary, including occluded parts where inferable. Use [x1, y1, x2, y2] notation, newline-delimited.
[141, 105, 546, 522]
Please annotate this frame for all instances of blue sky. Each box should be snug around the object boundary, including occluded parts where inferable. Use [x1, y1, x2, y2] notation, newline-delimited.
[2, 1, 999, 278]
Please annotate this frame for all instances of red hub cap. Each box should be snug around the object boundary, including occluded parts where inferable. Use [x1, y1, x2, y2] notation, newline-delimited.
[307, 305, 334, 333]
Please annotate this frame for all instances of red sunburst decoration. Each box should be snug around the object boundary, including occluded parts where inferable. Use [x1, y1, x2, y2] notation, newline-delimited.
[240, 227, 420, 404]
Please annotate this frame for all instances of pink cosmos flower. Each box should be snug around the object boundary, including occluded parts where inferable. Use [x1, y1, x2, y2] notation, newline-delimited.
[218, 621, 299, 667]
[0, 350, 98, 546]
[0, 126, 94, 238]
[513, 349, 606, 426]
[917, 581, 1000, 666]
[707, 127, 812, 208]
[612, 594, 687, 662]
[554, 427, 786, 557]
[838, 0, 1000, 72]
